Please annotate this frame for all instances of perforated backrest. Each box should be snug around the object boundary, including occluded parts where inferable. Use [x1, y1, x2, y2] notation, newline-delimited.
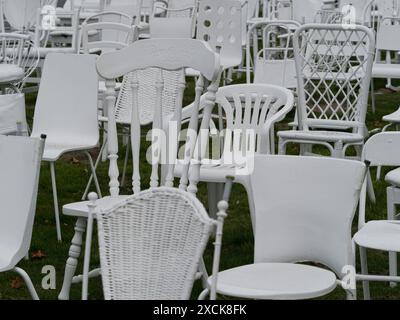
[294, 24, 375, 131]
[0, 136, 44, 270]
[31, 53, 99, 147]
[196, 0, 242, 69]
[96, 39, 221, 196]
[362, 132, 400, 167]
[251, 155, 366, 276]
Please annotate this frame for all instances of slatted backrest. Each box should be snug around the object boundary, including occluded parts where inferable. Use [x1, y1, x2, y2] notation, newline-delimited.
[294, 24, 375, 131]
[196, 0, 242, 69]
[96, 39, 221, 197]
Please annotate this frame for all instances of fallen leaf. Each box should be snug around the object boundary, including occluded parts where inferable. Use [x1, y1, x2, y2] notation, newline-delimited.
[71, 157, 80, 164]
[31, 250, 46, 260]
[10, 277, 23, 289]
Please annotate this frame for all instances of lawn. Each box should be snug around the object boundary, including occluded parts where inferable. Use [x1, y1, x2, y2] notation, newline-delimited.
[0, 76, 400, 300]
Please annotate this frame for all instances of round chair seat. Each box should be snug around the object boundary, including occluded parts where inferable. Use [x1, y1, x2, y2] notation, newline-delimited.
[208, 263, 337, 300]
[0, 64, 24, 84]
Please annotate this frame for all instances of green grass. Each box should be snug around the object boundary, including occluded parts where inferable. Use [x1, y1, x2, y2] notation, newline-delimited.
[1, 77, 400, 300]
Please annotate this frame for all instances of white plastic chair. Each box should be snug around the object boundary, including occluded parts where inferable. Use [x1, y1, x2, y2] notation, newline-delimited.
[0, 135, 45, 300]
[278, 24, 375, 159]
[354, 132, 400, 299]
[0, 33, 40, 93]
[204, 155, 366, 300]
[30, 53, 101, 242]
[0, 93, 27, 135]
[57, 38, 222, 300]
[174, 83, 294, 223]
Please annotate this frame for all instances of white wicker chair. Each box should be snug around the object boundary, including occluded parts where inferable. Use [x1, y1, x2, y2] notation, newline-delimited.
[278, 24, 375, 159]
[58, 38, 223, 300]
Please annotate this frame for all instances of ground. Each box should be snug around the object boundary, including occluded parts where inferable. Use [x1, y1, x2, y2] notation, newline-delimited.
[0, 77, 400, 300]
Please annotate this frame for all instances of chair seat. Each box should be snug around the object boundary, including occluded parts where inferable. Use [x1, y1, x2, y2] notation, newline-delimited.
[353, 220, 400, 252]
[38, 141, 98, 162]
[383, 107, 400, 123]
[37, 47, 77, 58]
[385, 168, 400, 187]
[208, 263, 337, 300]
[0, 64, 24, 84]
[63, 195, 130, 218]
[278, 130, 364, 143]
[372, 63, 400, 79]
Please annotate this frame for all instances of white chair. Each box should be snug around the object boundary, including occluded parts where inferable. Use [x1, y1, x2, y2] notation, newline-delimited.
[246, 20, 300, 88]
[371, 17, 400, 113]
[204, 154, 367, 300]
[175, 83, 294, 224]
[31, 53, 101, 242]
[0, 33, 40, 93]
[57, 38, 222, 300]
[278, 24, 375, 159]
[354, 132, 400, 299]
[0, 135, 45, 300]
[0, 93, 27, 135]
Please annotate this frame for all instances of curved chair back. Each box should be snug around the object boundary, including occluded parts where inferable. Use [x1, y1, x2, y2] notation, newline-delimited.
[0, 135, 44, 271]
[31, 53, 99, 148]
[250, 155, 366, 276]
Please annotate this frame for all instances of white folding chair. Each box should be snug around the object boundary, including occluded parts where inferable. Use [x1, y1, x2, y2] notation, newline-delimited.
[30, 53, 101, 242]
[205, 155, 367, 300]
[0, 135, 45, 300]
[57, 38, 222, 300]
[354, 132, 400, 299]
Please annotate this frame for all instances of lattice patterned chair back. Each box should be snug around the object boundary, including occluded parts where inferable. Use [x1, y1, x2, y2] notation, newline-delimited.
[94, 39, 223, 300]
[293, 24, 375, 134]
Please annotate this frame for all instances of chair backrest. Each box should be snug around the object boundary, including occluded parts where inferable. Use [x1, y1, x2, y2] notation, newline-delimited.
[293, 24, 375, 133]
[246, 20, 300, 88]
[363, 0, 399, 28]
[196, 0, 242, 69]
[339, 0, 370, 25]
[250, 155, 366, 276]
[0, 33, 40, 89]
[292, 0, 323, 23]
[215, 84, 294, 157]
[362, 132, 400, 167]
[80, 12, 136, 53]
[0, 93, 27, 135]
[96, 38, 221, 197]
[31, 53, 99, 147]
[104, 0, 142, 24]
[376, 17, 400, 53]
[0, 135, 44, 268]
[149, 4, 196, 38]
[96, 187, 214, 300]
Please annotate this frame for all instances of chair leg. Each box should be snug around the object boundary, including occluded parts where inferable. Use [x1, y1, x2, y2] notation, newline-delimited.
[278, 137, 286, 155]
[58, 217, 87, 300]
[13, 267, 39, 300]
[121, 139, 131, 188]
[85, 151, 102, 199]
[82, 139, 106, 200]
[367, 169, 376, 204]
[207, 182, 218, 219]
[360, 246, 371, 300]
[371, 81, 376, 113]
[50, 162, 62, 242]
[387, 187, 398, 288]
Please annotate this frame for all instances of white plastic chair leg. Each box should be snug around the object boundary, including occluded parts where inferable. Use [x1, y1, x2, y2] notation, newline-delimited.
[370, 81, 376, 113]
[359, 246, 371, 300]
[50, 162, 62, 242]
[387, 187, 398, 288]
[13, 267, 39, 300]
[85, 151, 102, 199]
[58, 217, 87, 300]
[367, 170, 376, 204]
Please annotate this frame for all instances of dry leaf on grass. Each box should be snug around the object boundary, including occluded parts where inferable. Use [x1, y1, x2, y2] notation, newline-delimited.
[31, 250, 46, 260]
[10, 277, 23, 289]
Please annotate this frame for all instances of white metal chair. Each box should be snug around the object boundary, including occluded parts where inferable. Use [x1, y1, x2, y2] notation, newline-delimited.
[57, 38, 222, 300]
[174, 83, 294, 223]
[0, 33, 40, 93]
[204, 154, 367, 300]
[278, 24, 375, 159]
[354, 132, 400, 299]
[0, 135, 45, 300]
[30, 53, 101, 242]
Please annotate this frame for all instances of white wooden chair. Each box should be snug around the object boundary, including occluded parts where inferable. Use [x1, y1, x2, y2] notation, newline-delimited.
[57, 38, 222, 300]
[278, 24, 375, 159]
[0, 135, 45, 300]
[354, 132, 400, 299]
[204, 154, 367, 300]
[30, 53, 101, 242]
